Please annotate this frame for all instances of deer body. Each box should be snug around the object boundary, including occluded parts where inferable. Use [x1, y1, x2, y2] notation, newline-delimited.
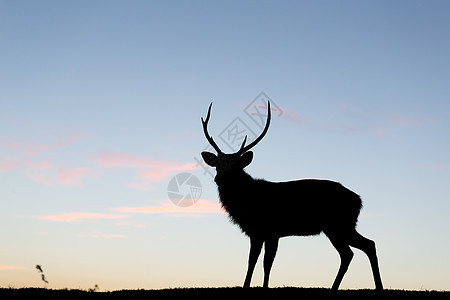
[217, 174, 361, 238]
[201, 102, 383, 290]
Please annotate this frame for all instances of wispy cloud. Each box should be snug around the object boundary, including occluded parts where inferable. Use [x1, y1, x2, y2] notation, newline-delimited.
[39, 212, 128, 222]
[0, 132, 94, 186]
[38, 200, 222, 224]
[335, 101, 431, 138]
[56, 167, 91, 184]
[95, 151, 196, 170]
[78, 233, 127, 239]
[115, 220, 146, 228]
[95, 151, 197, 190]
[0, 140, 57, 157]
[281, 101, 433, 139]
[389, 114, 421, 128]
[0, 265, 25, 270]
[420, 163, 450, 172]
[0, 132, 91, 157]
[26, 166, 91, 186]
[112, 199, 224, 217]
[0, 157, 52, 172]
[280, 107, 309, 126]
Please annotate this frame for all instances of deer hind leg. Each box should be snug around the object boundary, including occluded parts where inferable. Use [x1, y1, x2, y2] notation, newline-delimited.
[243, 237, 263, 288]
[348, 230, 384, 290]
[328, 235, 354, 290]
[263, 237, 279, 288]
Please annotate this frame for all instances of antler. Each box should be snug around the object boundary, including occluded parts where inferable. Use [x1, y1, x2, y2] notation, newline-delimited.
[237, 101, 271, 155]
[202, 103, 222, 154]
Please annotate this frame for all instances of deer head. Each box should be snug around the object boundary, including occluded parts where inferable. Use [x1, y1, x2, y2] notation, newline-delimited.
[201, 101, 271, 181]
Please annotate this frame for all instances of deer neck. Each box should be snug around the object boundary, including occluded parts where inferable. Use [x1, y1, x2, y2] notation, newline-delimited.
[216, 170, 255, 202]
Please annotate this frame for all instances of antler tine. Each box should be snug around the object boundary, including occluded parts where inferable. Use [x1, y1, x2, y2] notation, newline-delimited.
[237, 101, 271, 155]
[202, 102, 222, 154]
[238, 135, 248, 153]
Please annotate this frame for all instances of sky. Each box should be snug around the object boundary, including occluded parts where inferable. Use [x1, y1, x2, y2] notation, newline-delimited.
[1, 0, 450, 291]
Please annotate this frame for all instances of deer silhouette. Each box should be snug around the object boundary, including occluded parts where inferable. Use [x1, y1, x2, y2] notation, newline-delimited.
[201, 101, 383, 290]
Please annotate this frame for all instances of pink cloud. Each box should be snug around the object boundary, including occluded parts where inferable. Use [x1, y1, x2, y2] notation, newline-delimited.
[32, 160, 52, 169]
[0, 140, 54, 156]
[57, 167, 90, 184]
[127, 169, 187, 191]
[0, 157, 24, 172]
[95, 151, 196, 171]
[95, 151, 197, 190]
[127, 182, 152, 191]
[25, 166, 91, 186]
[0, 265, 24, 270]
[337, 102, 434, 134]
[115, 220, 145, 228]
[78, 233, 127, 239]
[137, 170, 169, 181]
[0, 133, 92, 186]
[0, 157, 52, 172]
[27, 171, 55, 186]
[0, 132, 91, 156]
[281, 107, 308, 125]
[39, 212, 128, 222]
[389, 114, 421, 128]
[421, 163, 450, 172]
[112, 199, 225, 217]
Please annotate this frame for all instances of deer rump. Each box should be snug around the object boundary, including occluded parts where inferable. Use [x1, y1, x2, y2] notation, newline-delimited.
[218, 179, 362, 238]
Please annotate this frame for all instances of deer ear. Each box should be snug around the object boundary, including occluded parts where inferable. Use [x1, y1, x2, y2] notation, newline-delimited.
[201, 151, 217, 167]
[240, 151, 253, 168]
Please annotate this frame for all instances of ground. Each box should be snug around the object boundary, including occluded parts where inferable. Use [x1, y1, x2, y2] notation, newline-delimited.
[0, 287, 449, 298]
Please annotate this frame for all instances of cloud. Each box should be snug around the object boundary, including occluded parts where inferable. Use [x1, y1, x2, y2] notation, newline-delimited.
[95, 151, 196, 171]
[281, 107, 308, 125]
[0, 265, 24, 270]
[39, 212, 128, 222]
[0, 140, 56, 156]
[0, 132, 91, 157]
[26, 166, 92, 186]
[77, 233, 127, 239]
[0, 132, 93, 186]
[95, 151, 197, 190]
[112, 199, 224, 217]
[115, 220, 146, 228]
[126, 182, 153, 191]
[334, 101, 432, 138]
[56, 167, 91, 184]
[420, 163, 450, 172]
[38, 200, 222, 225]
[26, 171, 55, 186]
[0, 157, 52, 172]
[136, 170, 169, 182]
[389, 114, 421, 128]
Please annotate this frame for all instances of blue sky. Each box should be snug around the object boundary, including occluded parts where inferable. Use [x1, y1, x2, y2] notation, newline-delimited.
[1, 0, 450, 291]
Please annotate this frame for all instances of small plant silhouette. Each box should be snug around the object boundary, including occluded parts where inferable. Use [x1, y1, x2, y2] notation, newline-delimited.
[35, 264, 49, 286]
[88, 284, 99, 292]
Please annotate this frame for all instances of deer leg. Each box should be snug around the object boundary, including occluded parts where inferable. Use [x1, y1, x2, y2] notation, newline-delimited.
[263, 237, 279, 288]
[329, 236, 353, 290]
[243, 237, 263, 288]
[349, 231, 383, 290]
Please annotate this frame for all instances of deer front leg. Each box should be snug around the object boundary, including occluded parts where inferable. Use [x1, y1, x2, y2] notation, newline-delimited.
[243, 237, 263, 288]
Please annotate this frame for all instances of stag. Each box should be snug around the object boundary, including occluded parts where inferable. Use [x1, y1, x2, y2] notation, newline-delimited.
[201, 101, 383, 290]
